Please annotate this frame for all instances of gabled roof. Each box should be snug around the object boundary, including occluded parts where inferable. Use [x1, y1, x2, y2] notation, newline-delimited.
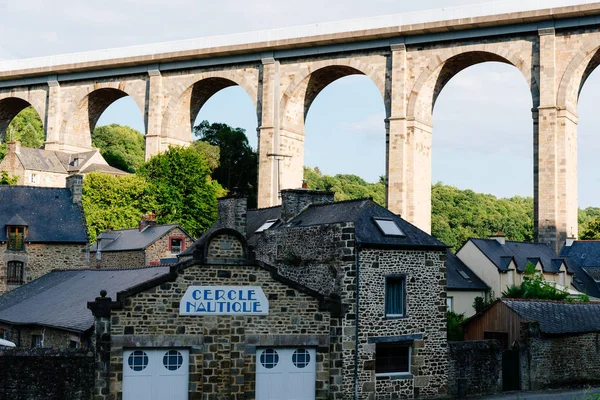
[284, 199, 446, 249]
[446, 250, 489, 291]
[246, 206, 282, 247]
[80, 163, 129, 175]
[0, 268, 169, 332]
[560, 241, 600, 298]
[502, 299, 600, 335]
[90, 224, 189, 252]
[0, 186, 87, 243]
[467, 238, 565, 273]
[16, 148, 66, 173]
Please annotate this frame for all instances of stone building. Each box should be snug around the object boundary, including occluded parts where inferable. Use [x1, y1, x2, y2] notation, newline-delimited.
[0, 175, 88, 294]
[89, 214, 194, 268]
[0, 140, 128, 188]
[88, 189, 449, 399]
[560, 239, 600, 300]
[0, 267, 168, 349]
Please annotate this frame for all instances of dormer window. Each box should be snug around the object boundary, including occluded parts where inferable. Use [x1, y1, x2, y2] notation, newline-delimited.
[256, 219, 277, 233]
[373, 218, 404, 237]
[7, 226, 24, 250]
[72, 158, 80, 167]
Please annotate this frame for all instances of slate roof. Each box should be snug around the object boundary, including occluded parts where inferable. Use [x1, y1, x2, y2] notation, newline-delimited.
[502, 299, 600, 335]
[0, 186, 87, 243]
[446, 251, 489, 291]
[560, 241, 600, 298]
[14, 147, 128, 175]
[0, 268, 169, 332]
[80, 163, 129, 175]
[90, 224, 186, 252]
[467, 238, 566, 273]
[246, 206, 282, 247]
[284, 199, 446, 249]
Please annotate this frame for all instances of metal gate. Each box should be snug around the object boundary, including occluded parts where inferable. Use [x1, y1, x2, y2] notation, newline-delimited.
[501, 349, 520, 391]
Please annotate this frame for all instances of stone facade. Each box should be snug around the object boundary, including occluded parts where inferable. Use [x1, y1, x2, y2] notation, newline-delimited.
[0, 348, 94, 400]
[0, 323, 86, 349]
[5, 4, 600, 245]
[92, 227, 193, 268]
[521, 322, 600, 390]
[447, 341, 502, 397]
[0, 243, 88, 294]
[91, 233, 332, 399]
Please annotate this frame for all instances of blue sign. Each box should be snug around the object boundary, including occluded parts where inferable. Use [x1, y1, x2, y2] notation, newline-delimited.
[179, 286, 269, 316]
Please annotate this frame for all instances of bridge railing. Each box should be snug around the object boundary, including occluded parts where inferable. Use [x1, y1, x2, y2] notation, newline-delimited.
[0, 0, 596, 72]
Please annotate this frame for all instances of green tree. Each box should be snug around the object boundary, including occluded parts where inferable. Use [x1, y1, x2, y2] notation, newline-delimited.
[193, 120, 258, 206]
[82, 172, 158, 242]
[0, 170, 17, 185]
[501, 262, 589, 302]
[580, 214, 600, 240]
[0, 106, 45, 160]
[447, 311, 466, 341]
[304, 166, 386, 205]
[138, 145, 224, 238]
[92, 124, 145, 173]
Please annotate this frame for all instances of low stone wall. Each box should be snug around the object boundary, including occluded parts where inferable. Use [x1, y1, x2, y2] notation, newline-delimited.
[523, 325, 600, 390]
[0, 347, 94, 400]
[448, 340, 502, 397]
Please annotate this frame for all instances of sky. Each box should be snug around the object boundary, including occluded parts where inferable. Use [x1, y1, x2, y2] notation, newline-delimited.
[2, 0, 600, 207]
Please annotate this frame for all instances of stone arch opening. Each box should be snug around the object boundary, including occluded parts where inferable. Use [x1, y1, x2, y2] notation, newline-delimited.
[62, 88, 144, 152]
[0, 97, 45, 150]
[162, 76, 259, 146]
[409, 50, 538, 124]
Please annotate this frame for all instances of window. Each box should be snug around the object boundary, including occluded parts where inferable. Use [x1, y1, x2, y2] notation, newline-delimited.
[128, 350, 149, 371]
[446, 296, 454, 312]
[259, 348, 279, 369]
[255, 219, 277, 233]
[29, 173, 38, 184]
[373, 217, 404, 236]
[163, 350, 183, 371]
[457, 269, 471, 280]
[31, 334, 42, 348]
[292, 349, 311, 368]
[376, 343, 411, 375]
[385, 276, 406, 317]
[7, 226, 24, 250]
[7, 261, 24, 285]
[69, 340, 80, 349]
[170, 237, 184, 254]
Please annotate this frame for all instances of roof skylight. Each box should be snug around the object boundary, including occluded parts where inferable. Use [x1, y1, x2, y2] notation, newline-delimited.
[373, 218, 404, 237]
[457, 269, 471, 280]
[255, 219, 278, 233]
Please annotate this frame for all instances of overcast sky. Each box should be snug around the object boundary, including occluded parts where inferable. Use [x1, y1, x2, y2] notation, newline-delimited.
[2, 0, 600, 207]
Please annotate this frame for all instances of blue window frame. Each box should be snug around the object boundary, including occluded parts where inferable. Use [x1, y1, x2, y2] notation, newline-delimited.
[385, 276, 406, 317]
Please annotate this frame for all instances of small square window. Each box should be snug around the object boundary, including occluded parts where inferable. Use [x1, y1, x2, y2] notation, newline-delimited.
[256, 219, 277, 233]
[376, 343, 411, 375]
[7, 261, 24, 285]
[446, 297, 454, 313]
[170, 238, 183, 255]
[31, 335, 42, 348]
[29, 173, 39, 184]
[385, 276, 406, 317]
[374, 218, 404, 236]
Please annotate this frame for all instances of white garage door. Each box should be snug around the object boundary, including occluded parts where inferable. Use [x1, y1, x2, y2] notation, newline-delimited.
[123, 348, 189, 400]
[256, 347, 316, 400]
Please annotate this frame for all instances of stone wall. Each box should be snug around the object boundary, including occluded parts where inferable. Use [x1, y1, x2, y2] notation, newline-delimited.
[0, 324, 86, 349]
[358, 248, 448, 399]
[92, 250, 145, 269]
[0, 347, 94, 400]
[523, 323, 600, 390]
[448, 340, 502, 397]
[144, 227, 194, 264]
[107, 262, 331, 399]
[0, 243, 88, 294]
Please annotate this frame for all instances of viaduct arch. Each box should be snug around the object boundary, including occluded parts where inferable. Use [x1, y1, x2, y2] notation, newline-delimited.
[1, 3, 600, 250]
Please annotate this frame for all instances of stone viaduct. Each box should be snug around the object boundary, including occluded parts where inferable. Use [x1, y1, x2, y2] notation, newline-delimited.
[2, 3, 600, 250]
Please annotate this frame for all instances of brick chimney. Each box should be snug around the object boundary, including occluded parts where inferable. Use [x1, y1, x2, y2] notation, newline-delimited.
[280, 188, 334, 221]
[139, 213, 157, 231]
[6, 141, 21, 155]
[66, 174, 83, 204]
[217, 193, 247, 236]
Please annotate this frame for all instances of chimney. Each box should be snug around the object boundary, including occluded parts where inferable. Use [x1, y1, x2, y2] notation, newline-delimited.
[281, 188, 334, 221]
[490, 231, 506, 245]
[565, 236, 576, 247]
[217, 194, 247, 236]
[139, 212, 157, 231]
[7, 141, 21, 155]
[66, 174, 83, 204]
